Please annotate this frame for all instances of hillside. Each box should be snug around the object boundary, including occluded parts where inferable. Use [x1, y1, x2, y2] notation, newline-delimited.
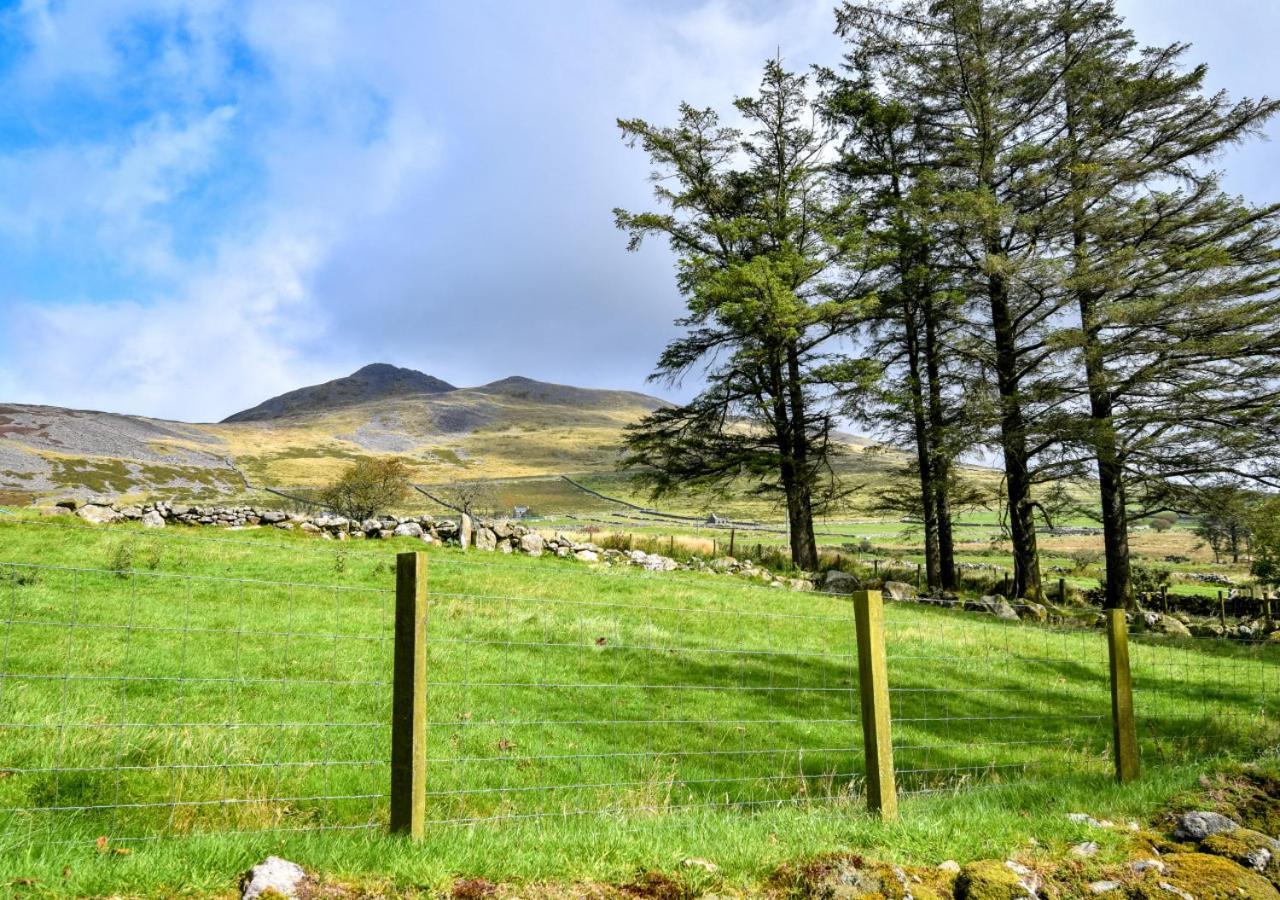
[0, 365, 683, 502]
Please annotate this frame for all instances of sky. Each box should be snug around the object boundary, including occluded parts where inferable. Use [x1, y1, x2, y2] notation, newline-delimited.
[0, 0, 1277, 423]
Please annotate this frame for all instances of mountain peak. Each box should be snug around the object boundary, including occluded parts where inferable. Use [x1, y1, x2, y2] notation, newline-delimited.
[222, 363, 456, 423]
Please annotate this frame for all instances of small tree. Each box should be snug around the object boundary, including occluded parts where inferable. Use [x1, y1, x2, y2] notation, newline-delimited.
[435, 479, 498, 519]
[320, 457, 411, 521]
[1250, 496, 1280, 588]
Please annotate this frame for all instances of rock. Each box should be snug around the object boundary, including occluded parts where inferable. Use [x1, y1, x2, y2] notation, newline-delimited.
[1018, 602, 1048, 622]
[76, 504, 122, 525]
[1069, 813, 1108, 829]
[1072, 841, 1100, 858]
[1131, 859, 1166, 876]
[575, 549, 599, 562]
[491, 520, 516, 539]
[299, 522, 321, 533]
[1145, 852, 1279, 899]
[140, 510, 165, 528]
[475, 527, 497, 552]
[393, 521, 424, 538]
[1088, 881, 1121, 894]
[520, 532, 545, 557]
[260, 510, 288, 524]
[1173, 811, 1240, 842]
[883, 580, 918, 601]
[241, 856, 308, 899]
[361, 518, 382, 536]
[823, 569, 860, 594]
[1200, 827, 1280, 875]
[939, 860, 962, 874]
[955, 859, 1038, 898]
[55, 498, 79, 510]
[681, 858, 718, 874]
[459, 513, 473, 549]
[1144, 612, 1193, 637]
[118, 505, 143, 519]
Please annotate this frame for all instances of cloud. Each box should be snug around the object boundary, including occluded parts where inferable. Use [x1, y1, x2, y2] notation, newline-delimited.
[0, 0, 1273, 423]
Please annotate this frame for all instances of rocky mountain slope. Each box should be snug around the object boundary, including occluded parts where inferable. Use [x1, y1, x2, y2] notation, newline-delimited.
[0, 364, 669, 502]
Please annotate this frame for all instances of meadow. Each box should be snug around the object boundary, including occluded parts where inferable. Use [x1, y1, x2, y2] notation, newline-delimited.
[0, 514, 1277, 896]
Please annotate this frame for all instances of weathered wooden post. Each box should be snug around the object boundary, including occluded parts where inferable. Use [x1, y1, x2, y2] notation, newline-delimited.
[729, 528, 736, 557]
[391, 551, 428, 838]
[1219, 590, 1227, 628]
[1105, 608, 1140, 783]
[853, 589, 898, 818]
[1059, 577, 1067, 605]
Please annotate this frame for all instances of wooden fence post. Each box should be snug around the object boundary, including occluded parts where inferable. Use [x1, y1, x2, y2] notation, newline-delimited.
[1105, 608, 1140, 783]
[729, 528, 736, 558]
[391, 551, 428, 838]
[1059, 577, 1066, 605]
[853, 590, 898, 819]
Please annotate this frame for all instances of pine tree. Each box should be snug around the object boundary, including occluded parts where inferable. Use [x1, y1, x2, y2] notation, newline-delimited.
[614, 61, 870, 570]
[1048, 0, 1280, 609]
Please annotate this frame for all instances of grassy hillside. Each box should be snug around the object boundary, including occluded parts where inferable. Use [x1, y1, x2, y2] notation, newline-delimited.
[0, 516, 1275, 896]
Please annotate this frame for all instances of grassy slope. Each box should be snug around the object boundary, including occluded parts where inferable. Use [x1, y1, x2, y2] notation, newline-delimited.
[0, 517, 1276, 896]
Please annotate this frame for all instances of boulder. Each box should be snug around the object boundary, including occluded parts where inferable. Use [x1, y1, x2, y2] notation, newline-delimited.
[520, 532, 545, 557]
[118, 506, 143, 520]
[459, 513, 473, 549]
[393, 521, 424, 539]
[140, 510, 165, 529]
[475, 527, 497, 552]
[955, 860, 1039, 899]
[491, 520, 516, 539]
[1140, 852, 1279, 899]
[575, 549, 599, 562]
[1174, 811, 1240, 842]
[241, 856, 308, 899]
[1018, 602, 1049, 622]
[361, 518, 382, 536]
[1200, 827, 1280, 876]
[1144, 612, 1193, 637]
[883, 580, 918, 601]
[823, 569, 860, 594]
[76, 504, 121, 525]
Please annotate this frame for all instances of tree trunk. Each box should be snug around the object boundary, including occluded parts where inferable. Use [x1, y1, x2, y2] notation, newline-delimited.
[785, 345, 820, 571]
[904, 301, 943, 592]
[988, 269, 1044, 601]
[923, 294, 957, 591]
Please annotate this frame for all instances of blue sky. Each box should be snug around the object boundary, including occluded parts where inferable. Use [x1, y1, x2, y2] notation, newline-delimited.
[0, 0, 1277, 422]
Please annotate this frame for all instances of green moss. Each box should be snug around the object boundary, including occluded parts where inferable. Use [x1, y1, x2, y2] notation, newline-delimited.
[1136, 853, 1280, 899]
[47, 457, 134, 494]
[954, 860, 1030, 899]
[1202, 830, 1280, 888]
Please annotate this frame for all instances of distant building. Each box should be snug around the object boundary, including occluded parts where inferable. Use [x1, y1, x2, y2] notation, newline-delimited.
[513, 505, 530, 519]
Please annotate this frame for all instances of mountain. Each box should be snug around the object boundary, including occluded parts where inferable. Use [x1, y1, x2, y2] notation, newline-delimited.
[0, 367, 673, 503]
[222, 363, 456, 422]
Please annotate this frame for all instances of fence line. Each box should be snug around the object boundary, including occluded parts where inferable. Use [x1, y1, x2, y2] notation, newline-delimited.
[0, 539, 1277, 849]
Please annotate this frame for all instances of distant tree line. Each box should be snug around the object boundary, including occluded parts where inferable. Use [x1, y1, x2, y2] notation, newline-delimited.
[617, 0, 1280, 607]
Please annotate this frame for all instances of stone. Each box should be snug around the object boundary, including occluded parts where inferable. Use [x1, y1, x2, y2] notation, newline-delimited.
[140, 510, 165, 528]
[491, 520, 516, 539]
[498, 541, 513, 554]
[76, 504, 122, 525]
[241, 856, 308, 899]
[938, 860, 961, 874]
[882, 580, 918, 601]
[1149, 853, 1278, 899]
[259, 510, 288, 524]
[1173, 811, 1240, 842]
[361, 518, 382, 536]
[55, 498, 79, 510]
[118, 506, 143, 519]
[1071, 841, 1100, 858]
[955, 860, 1038, 899]
[459, 513, 473, 549]
[1144, 612, 1193, 637]
[475, 527, 497, 551]
[1088, 881, 1121, 894]
[1200, 827, 1280, 874]
[823, 569, 860, 594]
[1019, 602, 1049, 622]
[575, 549, 599, 562]
[393, 521, 424, 539]
[520, 532, 545, 557]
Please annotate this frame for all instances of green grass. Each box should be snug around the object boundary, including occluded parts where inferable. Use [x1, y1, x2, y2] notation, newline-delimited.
[0, 517, 1276, 897]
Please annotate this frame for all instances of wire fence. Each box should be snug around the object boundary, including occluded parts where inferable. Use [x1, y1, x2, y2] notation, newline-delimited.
[0, 561, 392, 847]
[421, 584, 864, 825]
[0, 529, 1278, 847]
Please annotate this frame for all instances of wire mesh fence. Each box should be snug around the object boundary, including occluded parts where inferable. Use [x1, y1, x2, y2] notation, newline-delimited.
[0, 561, 392, 847]
[1, 517, 1279, 848]
[881, 596, 1113, 794]
[421, 582, 865, 824]
[1129, 626, 1280, 766]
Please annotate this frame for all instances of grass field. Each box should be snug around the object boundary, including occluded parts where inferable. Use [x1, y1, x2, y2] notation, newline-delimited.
[0, 516, 1277, 897]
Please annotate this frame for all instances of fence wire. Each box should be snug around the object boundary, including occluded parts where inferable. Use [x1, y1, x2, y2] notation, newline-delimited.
[0, 561, 392, 847]
[422, 585, 865, 824]
[882, 596, 1113, 794]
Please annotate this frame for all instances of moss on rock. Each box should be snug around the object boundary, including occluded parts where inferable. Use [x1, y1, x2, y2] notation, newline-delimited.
[953, 861, 1034, 900]
[1201, 829, 1280, 887]
[1133, 853, 1280, 899]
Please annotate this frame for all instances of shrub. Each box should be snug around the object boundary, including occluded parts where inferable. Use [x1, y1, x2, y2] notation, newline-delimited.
[320, 457, 411, 520]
